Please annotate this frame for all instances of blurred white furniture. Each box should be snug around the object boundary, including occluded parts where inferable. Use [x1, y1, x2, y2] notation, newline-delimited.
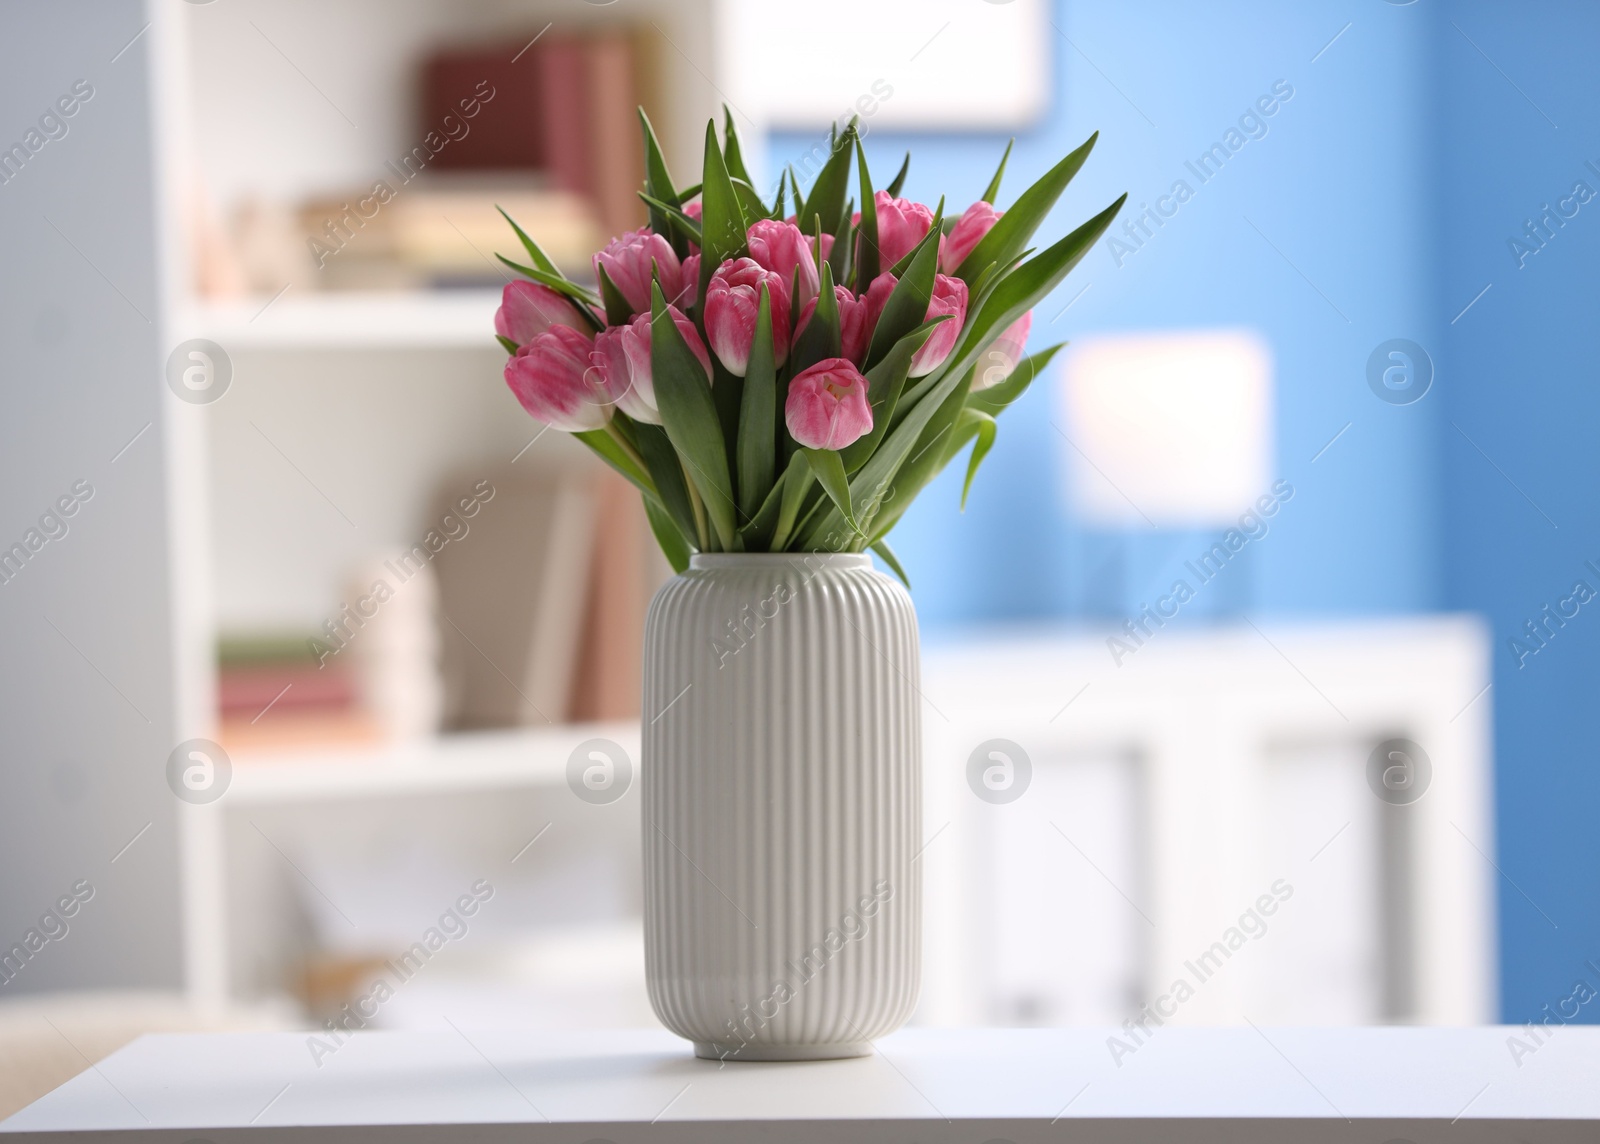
[187, 620, 1494, 1039]
[7, 1026, 1594, 1141]
[918, 616, 1495, 1028]
[182, 723, 643, 1011]
[0, 0, 769, 1009]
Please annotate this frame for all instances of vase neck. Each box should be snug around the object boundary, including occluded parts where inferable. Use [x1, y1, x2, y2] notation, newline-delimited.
[688, 552, 872, 571]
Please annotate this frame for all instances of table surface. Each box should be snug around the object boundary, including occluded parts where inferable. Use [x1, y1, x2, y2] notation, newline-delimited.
[4, 1026, 1598, 1143]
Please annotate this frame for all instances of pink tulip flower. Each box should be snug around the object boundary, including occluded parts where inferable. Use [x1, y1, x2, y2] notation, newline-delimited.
[861, 271, 898, 338]
[675, 253, 700, 309]
[975, 310, 1033, 390]
[870, 191, 936, 268]
[704, 258, 792, 376]
[795, 284, 873, 367]
[786, 357, 874, 451]
[588, 324, 658, 425]
[619, 305, 712, 419]
[942, 201, 1002, 274]
[781, 216, 836, 269]
[594, 227, 683, 315]
[495, 280, 586, 347]
[746, 219, 820, 308]
[681, 201, 703, 255]
[910, 274, 969, 377]
[505, 325, 610, 431]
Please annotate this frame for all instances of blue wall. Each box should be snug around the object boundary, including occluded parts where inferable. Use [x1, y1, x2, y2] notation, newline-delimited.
[774, 0, 1440, 626]
[768, 0, 1598, 1023]
[1436, 1, 1600, 1024]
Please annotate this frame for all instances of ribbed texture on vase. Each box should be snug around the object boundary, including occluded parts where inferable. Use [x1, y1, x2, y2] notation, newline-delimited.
[642, 554, 921, 1056]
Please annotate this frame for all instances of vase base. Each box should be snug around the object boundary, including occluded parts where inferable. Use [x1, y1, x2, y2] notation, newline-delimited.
[693, 1040, 873, 1062]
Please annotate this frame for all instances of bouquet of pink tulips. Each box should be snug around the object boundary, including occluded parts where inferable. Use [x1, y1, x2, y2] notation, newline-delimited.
[494, 110, 1123, 580]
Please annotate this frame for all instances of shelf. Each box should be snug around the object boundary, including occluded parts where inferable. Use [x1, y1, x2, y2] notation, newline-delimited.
[179, 290, 506, 351]
[222, 721, 640, 805]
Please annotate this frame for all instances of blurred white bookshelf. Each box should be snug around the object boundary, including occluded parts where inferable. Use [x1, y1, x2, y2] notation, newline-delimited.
[221, 721, 639, 804]
[181, 290, 504, 351]
[182, 723, 644, 1009]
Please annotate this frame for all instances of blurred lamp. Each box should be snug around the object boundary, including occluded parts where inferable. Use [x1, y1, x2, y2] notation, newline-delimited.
[1058, 329, 1273, 528]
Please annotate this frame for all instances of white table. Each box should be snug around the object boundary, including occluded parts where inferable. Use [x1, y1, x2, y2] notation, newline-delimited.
[4, 1026, 1596, 1142]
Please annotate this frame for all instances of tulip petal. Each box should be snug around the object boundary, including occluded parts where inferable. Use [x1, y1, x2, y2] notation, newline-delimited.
[736, 283, 779, 523]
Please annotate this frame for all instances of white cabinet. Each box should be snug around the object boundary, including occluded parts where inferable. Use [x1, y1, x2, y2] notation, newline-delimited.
[919, 617, 1495, 1028]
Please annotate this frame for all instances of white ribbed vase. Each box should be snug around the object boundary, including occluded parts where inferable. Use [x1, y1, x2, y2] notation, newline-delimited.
[641, 552, 921, 1061]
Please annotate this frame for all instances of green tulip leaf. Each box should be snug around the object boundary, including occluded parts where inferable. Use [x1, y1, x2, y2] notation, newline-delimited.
[730, 177, 773, 227]
[572, 427, 656, 501]
[790, 258, 841, 375]
[650, 280, 737, 549]
[885, 151, 911, 198]
[944, 195, 1124, 386]
[638, 192, 704, 247]
[949, 407, 997, 510]
[864, 199, 943, 370]
[855, 144, 880, 289]
[770, 449, 816, 550]
[595, 263, 633, 326]
[495, 253, 601, 310]
[840, 317, 942, 473]
[968, 343, 1065, 417]
[723, 106, 754, 188]
[697, 120, 750, 311]
[773, 169, 788, 223]
[644, 497, 692, 572]
[787, 164, 804, 222]
[638, 108, 686, 256]
[828, 198, 854, 284]
[497, 205, 561, 277]
[863, 368, 977, 542]
[981, 138, 1014, 206]
[798, 121, 856, 238]
[631, 421, 699, 543]
[954, 131, 1098, 283]
[804, 447, 857, 534]
[870, 537, 910, 587]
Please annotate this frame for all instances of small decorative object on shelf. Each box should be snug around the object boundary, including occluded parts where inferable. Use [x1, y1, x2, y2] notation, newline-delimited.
[496, 109, 1122, 1060]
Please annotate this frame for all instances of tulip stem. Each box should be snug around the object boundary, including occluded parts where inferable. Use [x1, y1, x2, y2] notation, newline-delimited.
[602, 420, 649, 477]
[680, 457, 711, 551]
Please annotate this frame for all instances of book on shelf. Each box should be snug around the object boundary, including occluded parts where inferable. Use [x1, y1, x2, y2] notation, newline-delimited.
[567, 470, 657, 722]
[434, 461, 598, 730]
[214, 634, 382, 755]
[299, 178, 602, 291]
[216, 28, 655, 295]
[214, 459, 663, 753]
[419, 28, 650, 238]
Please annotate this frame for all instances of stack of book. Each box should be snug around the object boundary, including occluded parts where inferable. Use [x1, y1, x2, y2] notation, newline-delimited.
[216, 635, 381, 754]
[290, 28, 653, 291]
[216, 458, 665, 756]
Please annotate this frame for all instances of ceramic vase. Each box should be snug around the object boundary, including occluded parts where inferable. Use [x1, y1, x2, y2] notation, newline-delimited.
[641, 552, 921, 1060]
